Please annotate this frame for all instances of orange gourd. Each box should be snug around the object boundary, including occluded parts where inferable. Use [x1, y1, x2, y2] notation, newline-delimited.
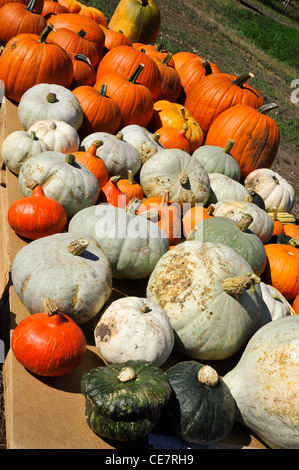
[0, 0, 47, 46]
[41, 0, 69, 19]
[116, 170, 143, 201]
[71, 140, 108, 188]
[177, 57, 220, 104]
[0, 0, 44, 13]
[72, 84, 122, 138]
[70, 53, 96, 88]
[149, 52, 181, 102]
[78, 4, 107, 27]
[94, 63, 154, 129]
[57, 0, 81, 13]
[262, 244, 299, 300]
[182, 204, 214, 238]
[7, 180, 67, 240]
[101, 27, 132, 52]
[155, 124, 190, 152]
[136, 190, 182, 245]
[11, 297, 87, 377]
[98, 175, 129, 209]
[171, 51, 199, 72]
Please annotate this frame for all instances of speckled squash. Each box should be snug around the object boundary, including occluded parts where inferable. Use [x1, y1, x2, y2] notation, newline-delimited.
[223, 315, 299, 449]
[206, 173, 250, 205]
[147, 241, 262, 360]
[11, 234, 112, 324]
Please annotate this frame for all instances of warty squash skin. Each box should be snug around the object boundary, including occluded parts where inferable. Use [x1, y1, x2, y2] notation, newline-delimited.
[68, 204, 169, 279]
[81, 359, 172, 441]
[11, 234, 113, 324]
[223, 315, 299, 449]
[146, 241, 262, 360]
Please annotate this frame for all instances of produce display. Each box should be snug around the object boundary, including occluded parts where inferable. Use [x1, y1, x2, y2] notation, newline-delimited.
[0, 0, 298, 450]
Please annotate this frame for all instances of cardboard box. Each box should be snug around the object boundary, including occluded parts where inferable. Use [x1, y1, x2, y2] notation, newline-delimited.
[0, 97, 267, 449]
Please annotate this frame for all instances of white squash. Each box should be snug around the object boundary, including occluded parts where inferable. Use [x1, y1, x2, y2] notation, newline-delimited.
[256, 282, 294, 330]
[18, 151, 100, 218]
[244, 168, 296, 213]
[11, 234, 113, 324]
[140, 148, 210, 207]
[119, 124, 164, 165]
[206, 173, 250, 205]
[28, 120, 80, 153]
[212, 200, 274, 244]
[94, 296, 174, 367]
[0, 130, 49, 175]
[223, 315, 299, 449]
[80, 131, 141, 178]
[18, 83, 84, 131]
[147, 240, 262, 360]
[68, 204, 169, 279]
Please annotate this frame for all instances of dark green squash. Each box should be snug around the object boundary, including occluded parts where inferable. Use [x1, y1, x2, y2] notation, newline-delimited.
[162, 361, 236, 445]
[247, 190, 265, 210]
[81, 359, 172, 441]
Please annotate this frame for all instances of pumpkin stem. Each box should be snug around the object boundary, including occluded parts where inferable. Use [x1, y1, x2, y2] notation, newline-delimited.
[223, 272, 261, 295]
[98, 84, 108, 97]
[128, 63, 144, 84]
[223, 139, 234, 154]
[46, 92, 58, 104]
[161, 190, 170, 205]
[49, 121, 57, 130]
[197, 365, 218, 387]
[38, 23, 54, 43]
[68, 238, 89, 256]
[232, 72, 254, 87]
[257, 103, 278, 114]
[65, 153, 76, 165]
[140, 303, 150, 313]
[235, 213, 253, 232]
[30, 130, 37, 140]
[115, 132, 123, 140]
[127, 170, 135, 185]
[117, 366, 136, 382]
[178, 172, 189, 185]
[152, 132, 160, 142]
[26, 0, 38, 12]
[161, 52, 173, 66]
[42, 298, 59, 317]
[138, 208, 160, 221]
[110, 175, 121, 184]
[73, 54, 92, 66]
[206, 204, 215, 216]
[77, 29, 87, 38]
[180, 106, 186, 120]
[201, 59, 213, 76]
[155, 36, 164, 52]
[91, 140, 103, 149]
[244, 193, 253, 203]
[138, 0, 149, 6]
[272, 206, 278, 221]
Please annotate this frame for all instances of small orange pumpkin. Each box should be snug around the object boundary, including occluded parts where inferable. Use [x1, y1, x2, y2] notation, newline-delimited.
[293, 294, 299, 314]
[71, 140, 108, 188]
[98, 175, 129, 209]
[283, 224, 299, 239]
[116, 170, 143, 201]
[11, 297, 87, 376]
[182, 204, 214, 238]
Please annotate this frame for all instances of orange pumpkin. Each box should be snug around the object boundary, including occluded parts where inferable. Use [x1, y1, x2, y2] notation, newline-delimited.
[184, 72, 264, 136]
[284, 224, 299, 239]
[136, 190, 182, 245]
[71, 140, 109, 188]
[133, 39, 175, 67]
[182, 204, 214, 238]
[100, 26, 132, 51]
[56, 0, 81, 13]
[171, 51, 199, 71]
[7, 180, 67, 240]
[262, 243, 299, 300]
[293, 294, 299, 314]
[41, 0, 69, 19]
[78, 4, 107, 27]
[205, 103, 280, 181]
[0, 0, 47, 46]
[11, 297, 87, 377]
[0, 24, 73, 103]
[94, 63, 154, 129]
[98, 175, 129, 209]
[149, 100, 204, 153]
[70, 53, 96, 88]
[116, 170, 143, 201]
[72, 84, 122, 138]
[177, 57, 220, 103]
[95, 45, 162, 102]
[0, 0, 44, 13]
[149, 52, 181, 102]
[155, 125, 190, 152]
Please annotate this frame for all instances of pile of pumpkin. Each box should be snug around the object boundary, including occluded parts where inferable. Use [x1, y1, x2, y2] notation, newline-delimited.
[0, 0, 299, 450]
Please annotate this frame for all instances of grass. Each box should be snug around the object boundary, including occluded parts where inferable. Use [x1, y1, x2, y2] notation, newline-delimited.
[214, 1, 299, 70]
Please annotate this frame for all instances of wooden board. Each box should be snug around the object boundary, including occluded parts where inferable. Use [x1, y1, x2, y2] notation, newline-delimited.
[0, 97, 268, 450]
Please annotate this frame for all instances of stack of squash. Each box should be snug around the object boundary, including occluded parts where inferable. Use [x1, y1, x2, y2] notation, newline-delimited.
[1, 0, 298, 450]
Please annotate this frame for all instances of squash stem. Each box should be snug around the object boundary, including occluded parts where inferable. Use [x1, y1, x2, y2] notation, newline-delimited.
[77, 29, 87, 38]
[235, 213, 253, 232]
[197, 365, 218, 386]
[38, 23, 54, 43]
[46, 92, 57, 104]
[201, 59, 213, 76]
[223, 139, 234, 154]
[68, 238, 89, 256]
[117, 366, 136, 382]
[65, 153, 76, 166]
[42, 298, 59, 316]
[257, 103, 278, 114]
[26, 0, 38, 12]
[128, 63, 144, 84]
[98, 84, 108, 97]
[223, 273, 261, 295]
[161, 52, 172, 66]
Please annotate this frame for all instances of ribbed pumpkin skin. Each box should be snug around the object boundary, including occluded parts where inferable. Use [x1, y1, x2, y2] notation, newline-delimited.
[80, 360, 171, 441]
[0, 0, 44, 13]
[184, 72, 264, 136]
[163, 361, 236, 445]
[0, 30, 73, 103]
[205, 104, 280, 180]
[108, 0, 161, 45]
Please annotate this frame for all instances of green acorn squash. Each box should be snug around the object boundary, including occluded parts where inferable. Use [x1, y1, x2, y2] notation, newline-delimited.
[81, 360, 172, 441]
